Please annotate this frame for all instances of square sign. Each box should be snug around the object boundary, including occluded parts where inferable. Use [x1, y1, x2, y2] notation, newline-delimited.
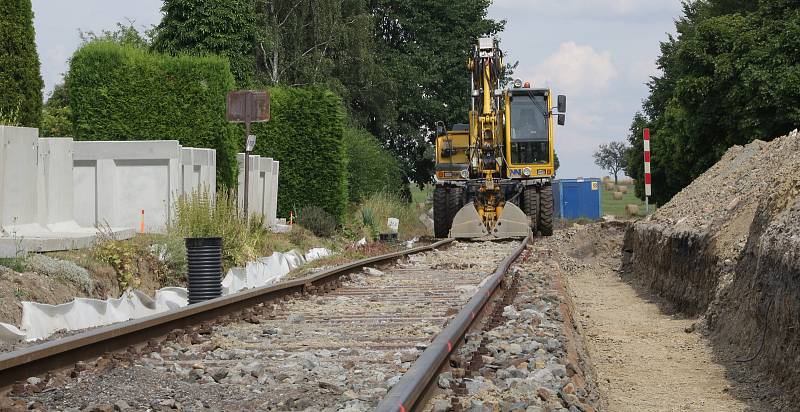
[246, 134, 257, 151]
[227, 91, 270, 123]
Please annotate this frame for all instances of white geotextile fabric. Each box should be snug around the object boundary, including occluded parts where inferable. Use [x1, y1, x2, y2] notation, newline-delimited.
[0, 248, 332, 343]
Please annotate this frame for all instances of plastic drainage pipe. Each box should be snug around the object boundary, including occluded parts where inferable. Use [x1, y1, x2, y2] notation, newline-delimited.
[185, 237, 223, 304]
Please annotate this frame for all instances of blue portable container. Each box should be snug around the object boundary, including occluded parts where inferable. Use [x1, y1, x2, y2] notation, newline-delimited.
[552, 178, 602, 220]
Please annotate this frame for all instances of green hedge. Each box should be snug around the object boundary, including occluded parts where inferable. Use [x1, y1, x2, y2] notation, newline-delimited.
[343, 127, 403, 203]
[250, 87, 347, 221]
[67, 41, 238, 187]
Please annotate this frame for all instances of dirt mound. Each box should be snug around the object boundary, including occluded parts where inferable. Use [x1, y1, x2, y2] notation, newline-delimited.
[622, 129, 800, 409]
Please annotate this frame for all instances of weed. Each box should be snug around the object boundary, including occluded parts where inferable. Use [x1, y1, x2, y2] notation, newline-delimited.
[13, 287, 26, 300]
[93, 237, 140, 290]
[0, 257, 27, 273]
[297, 206, 337, 237]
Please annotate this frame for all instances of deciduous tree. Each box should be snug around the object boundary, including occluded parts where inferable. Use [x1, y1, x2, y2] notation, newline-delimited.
[593, 141, 629, 184]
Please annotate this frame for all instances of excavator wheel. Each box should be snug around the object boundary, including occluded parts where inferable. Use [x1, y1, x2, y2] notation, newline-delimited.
[538, 184, 554, 236]
[522, 186, 539, 232]
[433, 186, 463, 238]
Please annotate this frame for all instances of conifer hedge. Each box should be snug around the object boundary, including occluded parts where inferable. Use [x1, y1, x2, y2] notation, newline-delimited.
[250, 87, 348, 222]
[67, 42, 238, 187]
[0, 0, 44, 127]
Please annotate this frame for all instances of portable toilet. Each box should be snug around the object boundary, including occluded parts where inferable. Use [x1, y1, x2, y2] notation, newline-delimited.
[553, 178, 602, 220]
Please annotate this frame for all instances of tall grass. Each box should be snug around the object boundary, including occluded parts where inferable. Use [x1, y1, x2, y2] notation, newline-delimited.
[354, 192, 430, 240]
[170, 190, 264, 270]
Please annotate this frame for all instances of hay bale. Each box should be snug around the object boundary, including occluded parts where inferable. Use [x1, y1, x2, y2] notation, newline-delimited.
[613, 191, 623, 200]
[625, 204, 640, 216]
[618, 185, 628, 194]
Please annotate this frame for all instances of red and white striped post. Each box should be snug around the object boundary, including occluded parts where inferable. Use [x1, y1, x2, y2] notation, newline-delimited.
[643, 128, 652, 214]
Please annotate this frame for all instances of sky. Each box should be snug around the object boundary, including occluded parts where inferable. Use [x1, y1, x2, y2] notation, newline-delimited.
[488, 0, 683, 178]
[31, 0, 683, 179]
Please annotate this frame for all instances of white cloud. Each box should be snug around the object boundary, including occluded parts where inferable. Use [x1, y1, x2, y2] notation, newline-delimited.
[522, 42, 617, 97]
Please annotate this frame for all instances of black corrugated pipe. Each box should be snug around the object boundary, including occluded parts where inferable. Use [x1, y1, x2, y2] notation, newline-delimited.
[185, 237, 223, 304]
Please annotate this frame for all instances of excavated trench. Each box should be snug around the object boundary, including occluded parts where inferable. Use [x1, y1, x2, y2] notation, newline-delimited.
[622, 131, 800, 409]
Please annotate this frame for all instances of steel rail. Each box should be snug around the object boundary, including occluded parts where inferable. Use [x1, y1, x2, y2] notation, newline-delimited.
[0, 239, 454, 390]
[375, 235, 531, 412]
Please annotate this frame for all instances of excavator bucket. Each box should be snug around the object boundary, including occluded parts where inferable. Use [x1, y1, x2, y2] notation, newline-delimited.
[450, 202, 489, 238]
[492, 201, 533, 239]
[449, 202, 532, 239]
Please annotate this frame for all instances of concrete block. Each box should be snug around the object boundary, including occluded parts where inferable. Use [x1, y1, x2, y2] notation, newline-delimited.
[73, 140, 183, 232]
[0, 126, 39, 231]
[268, 161, 280, 229]
[37, 138, 76, 229]
[181, 147, 216, 199]
[238, 153, 277, 224]
[0, 127, 134, 257]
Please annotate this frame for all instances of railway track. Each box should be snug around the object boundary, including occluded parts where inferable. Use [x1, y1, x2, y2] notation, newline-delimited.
[0, 238, 530, 411]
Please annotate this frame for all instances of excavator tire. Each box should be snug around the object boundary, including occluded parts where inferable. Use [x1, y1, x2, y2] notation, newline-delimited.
[522, 186, 539, 232]
[538, 184, 554, 236]
[433, 186, 463, 238]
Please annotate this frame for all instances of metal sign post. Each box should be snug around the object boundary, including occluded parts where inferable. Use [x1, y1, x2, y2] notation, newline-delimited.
[644, 128, 652, 214]
[227, 91, 270, 219]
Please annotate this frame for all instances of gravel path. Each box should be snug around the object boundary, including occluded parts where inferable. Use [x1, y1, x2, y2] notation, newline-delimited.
[551, 223, 769, 411]
[3, 241, 517, 412]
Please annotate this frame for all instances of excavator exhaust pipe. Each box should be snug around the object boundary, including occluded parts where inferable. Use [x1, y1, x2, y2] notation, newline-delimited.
[449, 202, 532, 239]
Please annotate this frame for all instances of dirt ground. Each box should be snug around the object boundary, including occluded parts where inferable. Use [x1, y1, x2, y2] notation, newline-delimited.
[546, 223, 774, 411]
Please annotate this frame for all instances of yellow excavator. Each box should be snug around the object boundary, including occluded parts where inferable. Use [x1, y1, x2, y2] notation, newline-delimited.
[433, 38, 566, 239]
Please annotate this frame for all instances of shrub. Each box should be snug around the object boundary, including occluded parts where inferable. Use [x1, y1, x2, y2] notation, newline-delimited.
[25, 254, 94, 293]
[0, 0, 43, 127]
[40, 106, 72, 137]
[343, 127, 404, 203]
[297, 206, 337, 238]
[67, 42, 239, 187]
[250, 86, 347, 221]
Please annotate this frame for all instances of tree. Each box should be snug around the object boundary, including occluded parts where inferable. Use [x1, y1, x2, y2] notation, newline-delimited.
[152, 0, 257, 85]
[368, 0, 504, 187]
[593, 141, 629, 184]
[0, 0, 44, 127]
[629, 0, 800, 204]
[80, 21, 152, 49]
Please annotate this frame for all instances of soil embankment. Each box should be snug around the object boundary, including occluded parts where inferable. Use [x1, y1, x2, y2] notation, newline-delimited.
[623, 130, 800, 409]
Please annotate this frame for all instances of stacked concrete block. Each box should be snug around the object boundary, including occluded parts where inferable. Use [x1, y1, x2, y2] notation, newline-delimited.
[180, 147, 216, 200]
[237, 153, 280, 230]
[0, 127, 133, 257]
[0, 126, 221, 256]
